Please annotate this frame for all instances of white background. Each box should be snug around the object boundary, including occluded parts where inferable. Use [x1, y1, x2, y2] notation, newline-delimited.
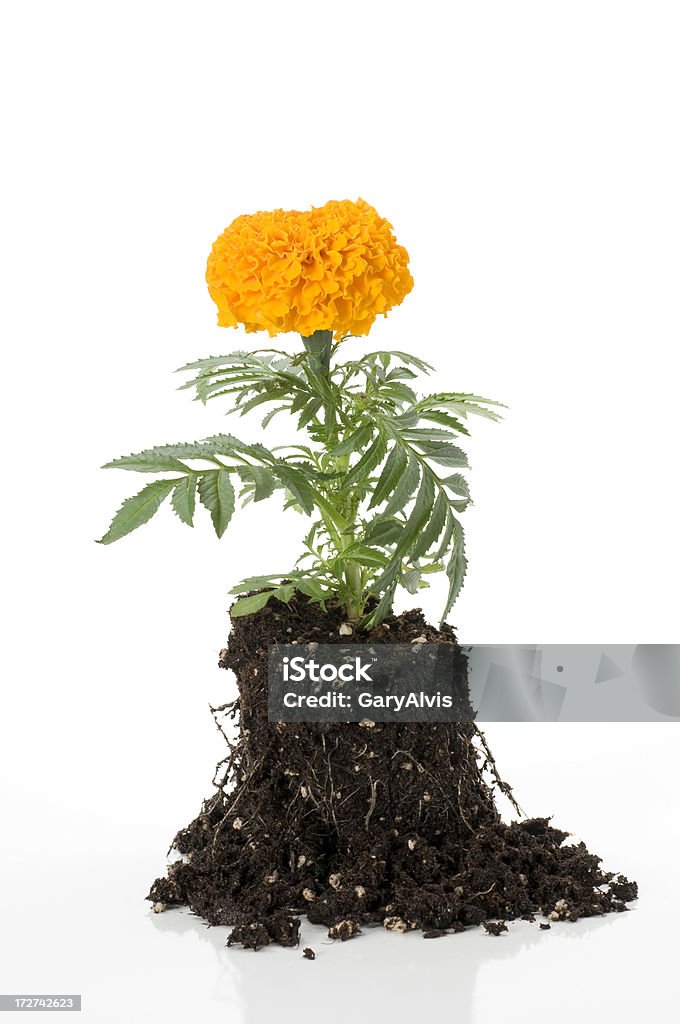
[1, 2, 679, 1022]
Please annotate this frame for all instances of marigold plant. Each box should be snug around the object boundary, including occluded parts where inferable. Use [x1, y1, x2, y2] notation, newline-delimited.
[100, 200, 501, 628]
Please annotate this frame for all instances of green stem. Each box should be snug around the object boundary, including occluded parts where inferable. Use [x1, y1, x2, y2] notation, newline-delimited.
[301, 330, 334, 374]
[301, 330, 365, 620]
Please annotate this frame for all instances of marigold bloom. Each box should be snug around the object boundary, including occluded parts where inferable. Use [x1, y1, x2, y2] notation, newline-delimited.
[206, 199, 413, 339]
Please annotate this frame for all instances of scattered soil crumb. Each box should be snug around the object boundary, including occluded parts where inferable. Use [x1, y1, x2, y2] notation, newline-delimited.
[328, 919, 361, 941]
[484, 921, 508, 936]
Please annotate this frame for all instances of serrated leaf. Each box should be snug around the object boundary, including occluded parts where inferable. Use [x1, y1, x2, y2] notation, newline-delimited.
[171, 476, 196, 526]
[441, 516, 467, 624]
[339, 544, 391, 568]
[440, 473, 470, 498]
[230, 591, 275, 617]
[419, 410, 470, 435]
[238, 465, 276, 502]
[401, 568, 422, 594]
[386, 366, 417, 381]
[433, 508, 455, 561]
[198, 469, 235, 538]
[177, 352, 253, 372]
[342, 432, 388, 490]
[262, 405, 288, 429]
[372, 473, 435, 592]
[402, 427, 460, 440]
[295, 577, 330, 602]
[102, 449, 191, 473]
[397, 472, 436, 553]
[360, 562, 400, 630]
[369, 445, 407, 508]
[297, 397, 323, 429]
[411, 487, 448, 560]
[451, 498, 470, 512]
[330, 423, 373, 458]
[97, 478, 176, 545]
[423, 392, 505, 421]
[236, 387, 290, 416]
[200, 433, 274, 463]
[272, 464, 315, 515]
[230, 574, 288, 594]
[411, 440, 469, 469]
[384, 454, 420, 515]
[363, 517, 403, 546]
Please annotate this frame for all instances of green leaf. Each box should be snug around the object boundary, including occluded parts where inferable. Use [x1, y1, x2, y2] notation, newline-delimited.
[198, 469, 235, 538]
[297, 397, 323, 428]
[360, 562, 400, 630]
[441, 516, 467, 624]
[200, 433, 275, 464]
[230, 591, 275, 617]
[274, 583, 297, 603]
[236, 387, 290, 416]
[339, 544, 391, 568]
[384, 454, 420, 515]
[411, 488, 448, 560]
[401, 568, 422, 594]
[171, 476, 196, 526]
[369, 445, 407, 508]
[422, 392, 505, 421]
[419, 410, 470, 435]
[238, 465, 276, 502]
[272, 464, 315, 515]
[372, 473, 435, 593]
[396, 472, 436, 554]
[363, 517, 403, 546]
[97, 478, 176, 545]
[330, 423, 373, 458]
[386, 366, 417, 381]
[177, 352, 255, 372]
[440, 473, 470, 498]
[342, 432, 388, 490]
[102, 449, 192, 473]
[295, 577, 330, 602]
[401, 427, 460, 441]
[230, 574, 289, 593]
[433, 508, 455, 561]
[262, 405, 288, 428]
[411, 440, 469, 469]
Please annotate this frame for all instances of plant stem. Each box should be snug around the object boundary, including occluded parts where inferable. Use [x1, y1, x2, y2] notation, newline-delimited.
[301, 331, 365, 621]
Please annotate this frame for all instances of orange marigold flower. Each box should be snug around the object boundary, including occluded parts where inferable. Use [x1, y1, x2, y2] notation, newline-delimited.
[206, 198, 414, 339]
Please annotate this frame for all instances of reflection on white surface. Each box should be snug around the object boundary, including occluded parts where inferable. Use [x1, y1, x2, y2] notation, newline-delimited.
[149, 902, 628, 1024]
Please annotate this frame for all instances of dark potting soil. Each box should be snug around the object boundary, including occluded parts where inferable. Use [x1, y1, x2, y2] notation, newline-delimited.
[148, 593, 637, 948]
